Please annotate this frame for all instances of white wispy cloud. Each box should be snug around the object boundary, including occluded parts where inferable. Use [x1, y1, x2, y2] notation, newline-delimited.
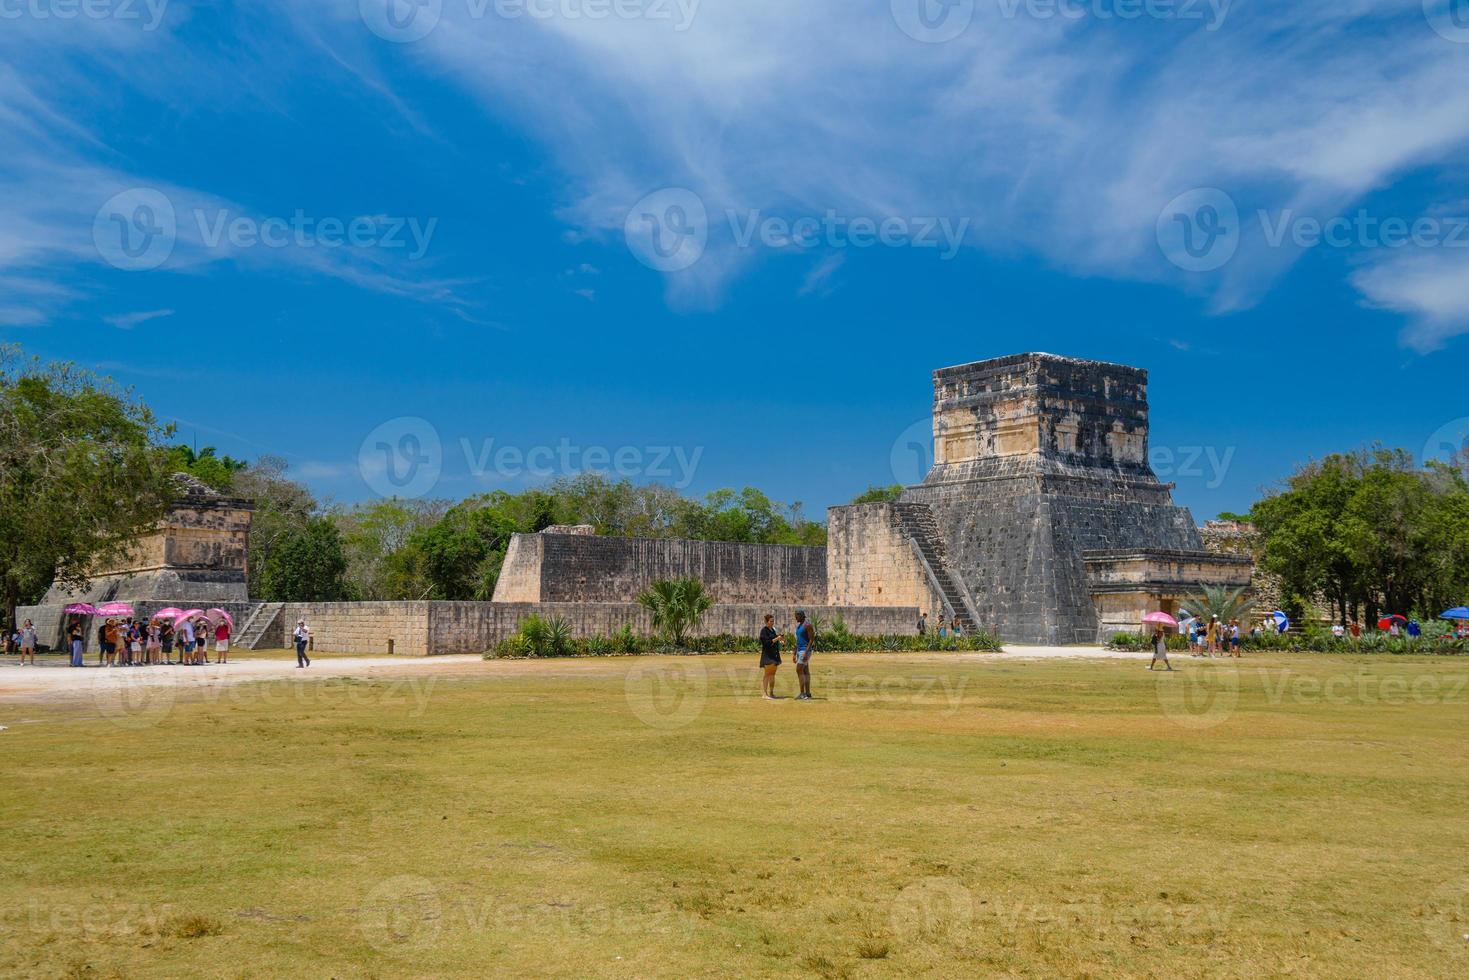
[289, 0, 1469, 339]
[0, 9, 478, 327]
[104, 308, 174, 330]
[5, 1, 1469, 348]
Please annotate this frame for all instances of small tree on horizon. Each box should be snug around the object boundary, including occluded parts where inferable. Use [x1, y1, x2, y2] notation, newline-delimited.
[637, 577, 713, 647]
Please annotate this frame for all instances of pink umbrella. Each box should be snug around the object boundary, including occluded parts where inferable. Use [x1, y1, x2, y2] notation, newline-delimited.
[1142, 611, 1179, 628]
[178, 608, 205, 623]
[96, 601, 134, 617]
[153, 607, 186, 621]
[64, 603, 98, 615]
[206, 608, 234, 629]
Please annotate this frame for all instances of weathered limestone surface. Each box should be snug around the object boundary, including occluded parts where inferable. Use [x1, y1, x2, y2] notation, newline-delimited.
[826, 503, 943, 614]
[492, 531, 827, 605]
[40, 474, 253, 606]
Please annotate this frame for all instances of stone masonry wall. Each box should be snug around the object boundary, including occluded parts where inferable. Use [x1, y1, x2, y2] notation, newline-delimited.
[492, 533, 543, 602]
[429, 602, 918, 655]
[826, 503, 943, 613]
[491, 532, 828, 605]
[283, 601, 430, 657]
[273, 601, 917, 656]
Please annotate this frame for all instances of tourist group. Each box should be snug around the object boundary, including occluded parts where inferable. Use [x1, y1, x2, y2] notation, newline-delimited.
[61, 603, 230, 668]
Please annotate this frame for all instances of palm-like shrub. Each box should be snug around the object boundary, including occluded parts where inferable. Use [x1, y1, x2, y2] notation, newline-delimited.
[1183, 584, 1257, 625]
[636, 577, 714, 647]
[507, 614, 572, 657]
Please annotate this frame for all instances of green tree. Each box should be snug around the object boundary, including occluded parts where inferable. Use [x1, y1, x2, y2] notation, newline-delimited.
[335, 497, 450, 599]
[257, 516, 351, 602]
[637, 577, 714, 647]
[849, 484, 904, 505]
[0, 350, 175, 625]
[405, 494, 525, 600]
[1250, 447, 1469, 625]
[166, 444, 247, 492]
[233, 455, 318, 599]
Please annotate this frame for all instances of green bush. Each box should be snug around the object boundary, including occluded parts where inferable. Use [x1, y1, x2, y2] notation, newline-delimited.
[1107, 628, 1468, 656]
[1109, 632, 1189, 652]
[482, 626, 1004, 659]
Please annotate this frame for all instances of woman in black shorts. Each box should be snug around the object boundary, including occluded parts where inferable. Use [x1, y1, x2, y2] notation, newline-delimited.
[758, 614, 783, 700]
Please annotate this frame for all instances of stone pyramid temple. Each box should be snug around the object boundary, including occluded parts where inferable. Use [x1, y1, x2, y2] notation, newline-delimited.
[827, 353, 1251, 643]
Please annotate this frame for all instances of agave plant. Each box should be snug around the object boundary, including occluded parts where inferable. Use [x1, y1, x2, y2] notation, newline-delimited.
[636, 577, 714, 647]
[544, 616, 572, 657]
[1183, 584, 1257, 626]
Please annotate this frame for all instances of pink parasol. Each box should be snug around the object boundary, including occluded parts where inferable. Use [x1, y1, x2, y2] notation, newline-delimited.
[96, 601, 134, 617]
[64, 603, 98, 615]
[153, 607, 186, 621]
[178, 608, 206, 623]
[1142, 611, 1179, 627]
[206, 608, 234, 629]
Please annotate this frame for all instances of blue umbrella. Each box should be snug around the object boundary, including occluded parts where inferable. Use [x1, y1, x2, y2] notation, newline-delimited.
[1440, 607, 1469, 620]
[1271, 610, 1290, 633]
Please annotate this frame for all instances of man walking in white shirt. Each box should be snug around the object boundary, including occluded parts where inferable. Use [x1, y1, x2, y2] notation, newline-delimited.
[293, 619, 311, 668]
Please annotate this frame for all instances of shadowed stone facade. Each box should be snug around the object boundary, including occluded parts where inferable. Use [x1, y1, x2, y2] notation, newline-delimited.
[829, 353, 1251, 643]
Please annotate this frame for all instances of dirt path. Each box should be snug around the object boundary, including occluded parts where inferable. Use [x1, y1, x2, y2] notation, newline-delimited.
[0, 645, 1150, 710]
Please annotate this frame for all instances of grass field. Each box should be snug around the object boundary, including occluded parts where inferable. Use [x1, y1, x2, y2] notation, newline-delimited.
[3, 651, 1467, 978]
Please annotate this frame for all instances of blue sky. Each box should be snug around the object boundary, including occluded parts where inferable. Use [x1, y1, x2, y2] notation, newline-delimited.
[4, 0, 1469, 523]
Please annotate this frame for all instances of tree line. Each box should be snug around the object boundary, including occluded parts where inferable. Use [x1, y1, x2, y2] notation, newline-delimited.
[180, 461, 827, 604]
[1242, 447, 1469, 625]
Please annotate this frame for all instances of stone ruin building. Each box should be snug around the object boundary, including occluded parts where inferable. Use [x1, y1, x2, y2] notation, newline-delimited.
[20, 353, 1253, 653]
[825, 353, 1251, 643]
[21, 474, 258, 649]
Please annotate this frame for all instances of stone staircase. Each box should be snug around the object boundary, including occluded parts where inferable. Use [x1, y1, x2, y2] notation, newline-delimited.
[892, 503, 981, 633]
[236, 602, 284, 650]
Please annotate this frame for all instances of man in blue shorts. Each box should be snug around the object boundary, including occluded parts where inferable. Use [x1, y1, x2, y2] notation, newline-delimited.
[792, 610, 815, 701]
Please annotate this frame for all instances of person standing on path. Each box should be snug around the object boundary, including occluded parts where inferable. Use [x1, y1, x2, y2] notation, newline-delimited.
[68, 619, 85, 667]
[758, 614, 783, 700]
[293, 619, 311, 668]
[179, 617, 196, 665]
[792, 610, 815, 701]
[917, 612, 928, 636]
[18, 620, 37, 666]
[215, 618, 231, 664]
